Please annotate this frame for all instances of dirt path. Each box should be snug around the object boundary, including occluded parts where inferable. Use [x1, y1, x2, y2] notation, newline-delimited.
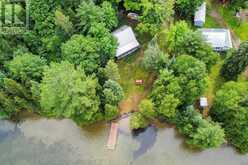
[209, 3, 241, 48]
[118, 73, 156, 115]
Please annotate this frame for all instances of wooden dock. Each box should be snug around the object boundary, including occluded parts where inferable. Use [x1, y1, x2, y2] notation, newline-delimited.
[107, 122, 119, 150]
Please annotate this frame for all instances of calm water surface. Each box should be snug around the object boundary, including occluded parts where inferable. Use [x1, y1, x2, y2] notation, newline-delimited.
[0, 117, 247, 165]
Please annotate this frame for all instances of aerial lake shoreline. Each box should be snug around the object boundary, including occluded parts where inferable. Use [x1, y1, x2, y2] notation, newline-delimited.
[0, 115, 247, 165]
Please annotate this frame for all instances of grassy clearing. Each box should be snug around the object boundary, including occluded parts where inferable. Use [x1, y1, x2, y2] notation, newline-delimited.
[117, 27, 152, 98]
[204, 13, 222, 28]
[205, 2, 222, 28]
[117, 48, 155, 114]
[235, 22, 248, 41]
[117, 51, 150, 98]
[238, 67, 248, 82]
[204, 60, 225, 107]
[218, 5, 248, 41]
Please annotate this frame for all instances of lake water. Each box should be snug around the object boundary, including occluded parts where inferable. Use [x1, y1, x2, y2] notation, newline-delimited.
[0, 117, 247, 165]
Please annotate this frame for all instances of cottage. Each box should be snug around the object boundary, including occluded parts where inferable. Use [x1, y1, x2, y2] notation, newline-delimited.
[112, 26, 140, 59]
[194, 2, 206, 27]
[199, 28, 233, 51]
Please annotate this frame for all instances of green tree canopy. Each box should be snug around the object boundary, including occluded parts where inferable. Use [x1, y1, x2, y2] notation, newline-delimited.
[124, 0, 142, 11]
[172, 55, 208, 104]
[29, 0, 58, 36]
[143, 38, 169, 72]
[103, 80, 124, 106]
[0, 37, 12, 68]
[40, 61, 101, 124]
[221, 41, 248, 80]
[61, 35, 100, 74]
[130, 112, 149, 130]
[137, 0, 175, 35]
[76, 1, 118, 33]
[128, 99, 155, 130]
[176, 31, 219, 71]
[211, 81, 248, 153]
[104, 104, 119, 121]
[150, 69, 182, 121]
[151, 69, 182, 108]
[157, 94, 180, 120]
[166, 21, 191, 55]
[165, 21, 218, 70]
[0, 78, 39, 118]
[229, 0, 248, 9]
[139, 99, 155, 119]
[176, 107, 225, 149]
[87, 23, 117, 65]
[175, 0, 204, 19]
[55, 9, 73, 34]
[104, 60, 120, 82]
[8, 53, 47, 83]
[101, 1, 119, 30]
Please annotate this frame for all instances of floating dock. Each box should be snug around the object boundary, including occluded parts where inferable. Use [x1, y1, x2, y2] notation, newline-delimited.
[107, 122, 119, 150]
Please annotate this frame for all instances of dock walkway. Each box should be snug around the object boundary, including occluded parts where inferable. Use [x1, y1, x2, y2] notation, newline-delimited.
[107, 122, 119, 150]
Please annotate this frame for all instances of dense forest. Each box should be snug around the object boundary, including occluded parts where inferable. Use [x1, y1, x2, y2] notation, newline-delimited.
[0, 0, 248, 154]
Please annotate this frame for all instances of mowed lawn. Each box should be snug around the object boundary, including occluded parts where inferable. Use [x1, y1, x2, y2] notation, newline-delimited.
[204, 13, 222, 28]
[204, 60, 225, 107]
[116, 29, 153, 98]
[117, 50, 151, 98]
[116, 48, 155, 114]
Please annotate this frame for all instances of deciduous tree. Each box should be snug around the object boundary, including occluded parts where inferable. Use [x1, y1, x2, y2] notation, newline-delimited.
[137, 0, 175, 35]
[40, 61, 101, 124]
[130, 112, 149, 130]
[104, 104, 119, 120]
[87, 23, 117, 65]
[175, 0, 204, 19]
[176, 31, 219, 71]
[8, 53, 47, 83]
[61, 35, 100, 74]
[211, 81, 248, 153]
[55, 9, 73, 34]
[157, 94, 180, 120]
[172, 55, 207, 104]
[139, 99, 155, 119]
[143, 39, 169, 72]
[176, 107, 225, 149]
[166, 21, 191, 55]
[76, 1, 118, 33]
[221, 41, 248, 80]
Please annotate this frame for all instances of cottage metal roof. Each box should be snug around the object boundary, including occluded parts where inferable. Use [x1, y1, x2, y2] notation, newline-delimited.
[112, 26, 140, 58]
[194, 2, 206, 26]
[199, 28, 233, 51]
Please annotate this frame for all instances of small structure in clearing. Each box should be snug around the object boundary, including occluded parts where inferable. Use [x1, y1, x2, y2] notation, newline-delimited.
[194, 2, 206, 27]
[200, 97, 208, 108]
[112, 26, 140, 59]
[200, 97, 209, 117]
[199, 28, 233, 51]
[135, 79, 144, 85]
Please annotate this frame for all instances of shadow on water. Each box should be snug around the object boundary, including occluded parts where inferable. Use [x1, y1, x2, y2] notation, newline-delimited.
[132, 125, 157, 160]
